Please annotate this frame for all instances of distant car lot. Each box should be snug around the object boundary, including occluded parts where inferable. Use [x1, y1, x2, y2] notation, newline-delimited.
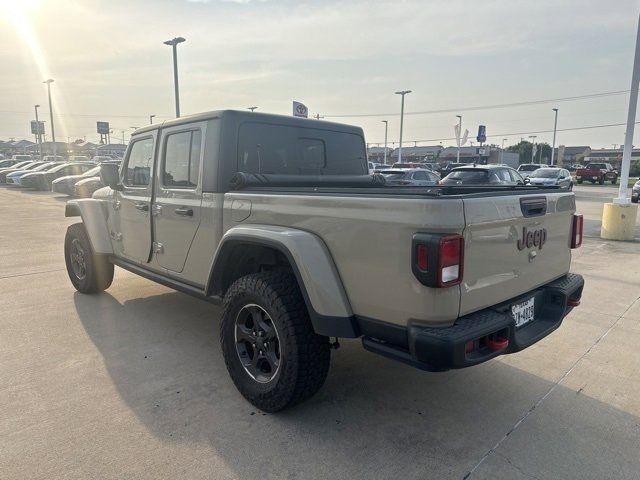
[0, 184, 638, 479]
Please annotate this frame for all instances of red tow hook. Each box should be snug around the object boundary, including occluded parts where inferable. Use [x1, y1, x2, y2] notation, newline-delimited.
[486, 336, 509, 351]
[567, 298, 581, 307]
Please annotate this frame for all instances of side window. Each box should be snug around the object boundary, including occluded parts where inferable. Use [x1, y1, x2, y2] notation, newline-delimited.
[163, 130, 201, 188]
[299, 138, 326, 171]
[509, 169, 523, 183]
[413, 171, 428, 180]
[497, 169, 511, 182]
[124, 137, 154, 187]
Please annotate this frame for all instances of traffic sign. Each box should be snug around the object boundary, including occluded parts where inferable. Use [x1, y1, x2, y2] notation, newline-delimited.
[476, 125, 486, 143]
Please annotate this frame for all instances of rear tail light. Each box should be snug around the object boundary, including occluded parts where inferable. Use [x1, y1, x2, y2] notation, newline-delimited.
[571, 214, 583, 248]
[438, 235, 464, 286]
[412, 234, 464, 287]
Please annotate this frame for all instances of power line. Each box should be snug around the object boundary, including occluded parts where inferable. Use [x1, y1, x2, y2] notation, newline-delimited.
[368, 121, 634, 145]
[325, 90, 630, 118]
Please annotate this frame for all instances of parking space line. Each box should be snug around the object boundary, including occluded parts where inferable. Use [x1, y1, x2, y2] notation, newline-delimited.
[463, 294, 640, 479]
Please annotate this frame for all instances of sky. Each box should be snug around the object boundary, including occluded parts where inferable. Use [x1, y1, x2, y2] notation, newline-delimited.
[1, 0, 640, 148]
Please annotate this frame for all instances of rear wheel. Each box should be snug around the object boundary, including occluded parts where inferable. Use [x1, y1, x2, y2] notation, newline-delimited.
[599, 177, 605, 185]
[611, 175, 617, 185]
[64, 223, 114, 293]
[220, 271, 330, 412]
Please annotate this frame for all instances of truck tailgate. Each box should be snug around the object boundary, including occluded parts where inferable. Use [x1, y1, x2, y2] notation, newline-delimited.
[460, 192, 575, 316]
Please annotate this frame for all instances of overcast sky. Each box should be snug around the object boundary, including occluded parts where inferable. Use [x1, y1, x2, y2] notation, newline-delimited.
[1, 0, 639, 148]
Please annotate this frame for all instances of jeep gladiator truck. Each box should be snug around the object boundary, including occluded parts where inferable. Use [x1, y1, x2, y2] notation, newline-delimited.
[63, 110, 584, 412]
[575, 162, 618, 185]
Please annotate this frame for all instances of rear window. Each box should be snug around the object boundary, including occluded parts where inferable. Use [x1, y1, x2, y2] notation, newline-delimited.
[531, 169, 560, 178]
[445, 169, 489, 183]
[518, 164, 540, 172]
[238, 123, 366, 175]
[586, 163, 606, 169]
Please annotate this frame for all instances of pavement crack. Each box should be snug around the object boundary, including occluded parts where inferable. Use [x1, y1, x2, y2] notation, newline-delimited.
[0, 268, 65, 280]
[462, 294, 640, 480]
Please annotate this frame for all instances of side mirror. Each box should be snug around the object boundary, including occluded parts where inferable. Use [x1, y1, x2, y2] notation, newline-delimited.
[100, 163, 123, 191]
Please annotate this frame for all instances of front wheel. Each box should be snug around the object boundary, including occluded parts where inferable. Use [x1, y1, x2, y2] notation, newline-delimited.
[611, 176, 618, 185]
[64, 223, 114, 293]
[220, 271, 330, 412]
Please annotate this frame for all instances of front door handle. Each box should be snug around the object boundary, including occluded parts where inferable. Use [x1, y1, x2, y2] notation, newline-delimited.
[135, 203, 149, 212]
[174, 207, 193, 217]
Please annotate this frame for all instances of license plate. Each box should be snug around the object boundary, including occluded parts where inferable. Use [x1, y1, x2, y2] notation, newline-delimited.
[512, 297, 535, 328]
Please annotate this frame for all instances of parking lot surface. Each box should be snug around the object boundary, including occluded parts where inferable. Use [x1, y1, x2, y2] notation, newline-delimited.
[1, 185, 639, 480]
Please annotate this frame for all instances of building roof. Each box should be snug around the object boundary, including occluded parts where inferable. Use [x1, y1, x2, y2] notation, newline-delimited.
[560, 146, 590, 155]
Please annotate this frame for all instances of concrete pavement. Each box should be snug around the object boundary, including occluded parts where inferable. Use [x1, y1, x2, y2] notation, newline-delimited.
[0, 185, 639, 479]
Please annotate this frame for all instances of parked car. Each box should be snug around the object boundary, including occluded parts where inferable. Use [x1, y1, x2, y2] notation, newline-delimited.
[566, 164, 583, 172]
[378, 168, 440, 186]
[73, 176, 105, 198]
[11, 154, 32, 162]
[440, 165, 525, 185]
[42, 155, 65, 162]
[392, 162, 427, 169]
[0, 159, 19, 169]
[525, 168, 573, 190]
[516, 163, 545, 178]
[68, 155, 90, 163]
[438, 162, 473, 175]
[52, 166, 101, 196]
[575, 163, 618, 185]
[367, 161, 386, 173]
[91, 156, 114, 163]
[63, 110, 583, 412]
[632, 178, 640, 203]
[6, 162, 60, 186]
[0, 161, 46, 183]
[21, 162, 96, 190]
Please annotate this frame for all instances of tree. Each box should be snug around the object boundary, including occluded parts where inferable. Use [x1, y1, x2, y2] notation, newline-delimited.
[507, 140, 552, 164]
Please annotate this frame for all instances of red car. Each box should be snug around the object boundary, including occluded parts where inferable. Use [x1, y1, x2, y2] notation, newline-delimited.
[575, 163, 618, 185]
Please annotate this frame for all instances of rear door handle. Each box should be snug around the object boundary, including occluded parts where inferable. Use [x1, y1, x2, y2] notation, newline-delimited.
[174, 207, 193, 217]
[134, 203, 149, 212]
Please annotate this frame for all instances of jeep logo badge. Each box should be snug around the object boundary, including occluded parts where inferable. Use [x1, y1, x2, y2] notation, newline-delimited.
[517, 226, 547, 250]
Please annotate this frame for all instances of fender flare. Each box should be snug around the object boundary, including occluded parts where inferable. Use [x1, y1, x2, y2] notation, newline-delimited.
[208, 225, 359, 338]
[64, 199, 113, 255]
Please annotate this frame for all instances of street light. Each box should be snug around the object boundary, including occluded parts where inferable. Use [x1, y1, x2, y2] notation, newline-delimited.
[43, 79, 56, 157]
[529, 135, 537, 163]
[34, 104, 42, 160]
[456, 115, 462, 163]
[500, 138, 507, 163]
[550, 108, 559, 166]
[149, 114, 156, 124]
[395, 90, 411, 163]
[163, 36, 186, 118]
[248, 106, 258, 112]
[382, 120, 388, 164]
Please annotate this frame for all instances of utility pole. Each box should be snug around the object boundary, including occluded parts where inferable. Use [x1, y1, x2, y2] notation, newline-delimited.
[382, 120, 388, 164]
[314, 113, 324, 120]
[500, 138, 507, 164]
[550, 108, 559, 165]
[248, 107, 258, 112]
[34, 104, 42, 160]
[43, 79, 56, 157]
[163, 37, 186, 118]
[456, 115, 462, 163]
[149, 114, 156, 124]
[395, 90, 411, 163]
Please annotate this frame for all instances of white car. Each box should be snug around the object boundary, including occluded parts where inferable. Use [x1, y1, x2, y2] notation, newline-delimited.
[517, 163, 545, 178]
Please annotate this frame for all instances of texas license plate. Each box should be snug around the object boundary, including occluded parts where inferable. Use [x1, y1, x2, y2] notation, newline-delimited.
[512, 297, 535, 328]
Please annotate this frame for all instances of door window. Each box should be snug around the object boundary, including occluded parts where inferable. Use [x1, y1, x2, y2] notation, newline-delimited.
[412, 171, 428, 180]
[163, 130, 201, 188]
[509, 169, 524, 183]
[124, 137, 154, 187]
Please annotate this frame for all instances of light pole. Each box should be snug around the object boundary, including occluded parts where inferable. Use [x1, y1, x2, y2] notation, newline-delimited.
[550, 108, 559, 166]
[34, 104, 42, 160]
[149, 114, 156, 124]
[395, 90, 411, 163]
[456, 115, 462, 163]
[248, 107, 258, 112]
[43, 79, 56, 157]
[121, 130, 125, 145]
[382, 120, 388, 164]
[163, 36, 186, 118]
[500, 138, 507, 163]
[529, 135, 537, 163]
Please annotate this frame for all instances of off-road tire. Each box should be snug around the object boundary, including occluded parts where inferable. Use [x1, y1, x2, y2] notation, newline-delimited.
[64, 223, 114, 293]
[611, 175, 617, 185]
[599, 177, 605, 185]
[220, 271, 331, 412]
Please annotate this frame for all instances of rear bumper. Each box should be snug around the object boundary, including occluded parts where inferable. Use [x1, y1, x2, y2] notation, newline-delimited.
[362, 273, 584, 372]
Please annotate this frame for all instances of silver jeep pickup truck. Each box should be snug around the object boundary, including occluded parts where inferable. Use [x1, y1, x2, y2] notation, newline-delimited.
[64, 110, 584, 412]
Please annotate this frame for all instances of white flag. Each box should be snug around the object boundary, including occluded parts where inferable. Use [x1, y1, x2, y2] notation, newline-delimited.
[461, 129, 469, 146]
[293, 101, 308, 118]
